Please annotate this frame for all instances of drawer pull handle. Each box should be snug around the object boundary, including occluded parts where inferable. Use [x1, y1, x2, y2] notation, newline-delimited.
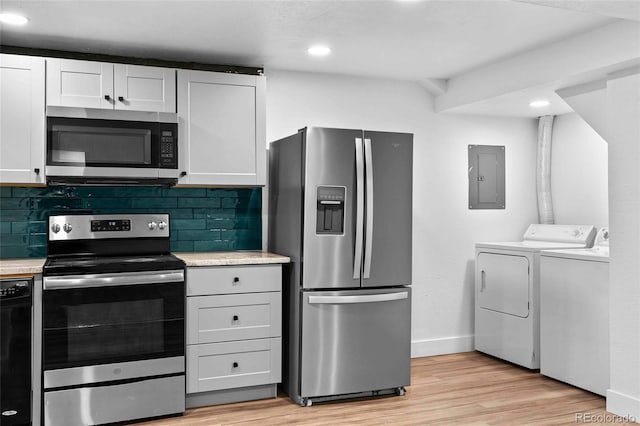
[233, 315, 239, 321]
[233, 277, 240, 284]
[232, 362, 239, 368]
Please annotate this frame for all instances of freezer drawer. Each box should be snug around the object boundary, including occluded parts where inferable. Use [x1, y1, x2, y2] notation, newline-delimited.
[300, 288, 411, 398]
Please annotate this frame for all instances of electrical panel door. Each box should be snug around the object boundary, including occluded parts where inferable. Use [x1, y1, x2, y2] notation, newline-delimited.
[469, 145, 505, 209]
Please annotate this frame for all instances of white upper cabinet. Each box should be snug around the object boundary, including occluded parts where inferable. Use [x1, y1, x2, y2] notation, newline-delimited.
[113, 64, 176, 112]
[46, 58, 176, 112]
[0, 54, 45, 184]
[46, 59, 112, 109]
[177, 70, 266, 186]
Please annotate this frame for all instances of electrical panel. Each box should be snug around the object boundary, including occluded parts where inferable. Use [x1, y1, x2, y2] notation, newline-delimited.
[469, 145, 505, 209]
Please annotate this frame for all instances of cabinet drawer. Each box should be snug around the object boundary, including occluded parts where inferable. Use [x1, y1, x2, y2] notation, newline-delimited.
[187, 265, 281, 296]
[186, 338, 281, 393]
[187, 292, 281, 344]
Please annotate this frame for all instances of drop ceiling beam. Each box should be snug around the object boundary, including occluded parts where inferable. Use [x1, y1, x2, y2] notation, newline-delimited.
[434, 20, 640, 113]
[419, 78, 448, 97]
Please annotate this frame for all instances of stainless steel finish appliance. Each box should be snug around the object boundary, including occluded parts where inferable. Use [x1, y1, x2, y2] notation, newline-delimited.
[46, 107, 178, 186]
[42, 213, 186, 426]
[268, 127, 412, 406]
[1, 278, 32, 426]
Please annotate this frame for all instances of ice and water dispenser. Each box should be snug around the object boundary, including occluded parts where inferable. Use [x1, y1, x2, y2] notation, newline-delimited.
[316, 186, 345, 235]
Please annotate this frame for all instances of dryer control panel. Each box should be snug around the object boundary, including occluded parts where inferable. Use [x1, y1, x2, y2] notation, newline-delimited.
[523, 224, 596, 246]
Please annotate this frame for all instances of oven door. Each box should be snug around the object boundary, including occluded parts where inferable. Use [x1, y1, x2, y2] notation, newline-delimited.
[42, 269, 185, 372]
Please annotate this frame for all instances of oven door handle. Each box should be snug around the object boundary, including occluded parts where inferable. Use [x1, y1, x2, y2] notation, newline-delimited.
[43, 269, 184, 290]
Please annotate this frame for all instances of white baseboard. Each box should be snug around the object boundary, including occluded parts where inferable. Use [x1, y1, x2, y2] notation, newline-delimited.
[606, 389, 640, 423]
[411, 335, 475, 358]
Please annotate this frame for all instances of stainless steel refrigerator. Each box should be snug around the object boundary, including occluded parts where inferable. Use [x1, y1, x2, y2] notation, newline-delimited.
[268, 127, 412, 406]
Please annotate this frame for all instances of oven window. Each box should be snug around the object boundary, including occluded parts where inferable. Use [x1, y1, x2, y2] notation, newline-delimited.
[66, 299, 164, 362]
[43, 282, 184, 370]
[49, 125, 152, 166]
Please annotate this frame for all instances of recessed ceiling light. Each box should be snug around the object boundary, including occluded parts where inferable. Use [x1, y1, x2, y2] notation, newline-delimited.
[307, 45, 331, 57]
[0, 12, 29, 26]
[529, 99, 550, 108]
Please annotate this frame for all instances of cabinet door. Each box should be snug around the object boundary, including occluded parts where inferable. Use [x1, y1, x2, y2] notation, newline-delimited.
[0, 54, 45, 184]
[46, 58, 113, 109]
[177, 70, 266, 186]
[114, 64, 176, 112]
[187, 265, 281, 296]
[187, 292, 282, 344]
[186, 338, 281, 393]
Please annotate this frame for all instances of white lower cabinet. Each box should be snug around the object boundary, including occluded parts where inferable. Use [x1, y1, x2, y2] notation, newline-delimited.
[187, 338, 281, 393]
[186, 265, 282, 403]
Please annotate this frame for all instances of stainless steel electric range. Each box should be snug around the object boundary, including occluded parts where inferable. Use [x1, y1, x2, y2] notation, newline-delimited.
[42, 213, 185, 426]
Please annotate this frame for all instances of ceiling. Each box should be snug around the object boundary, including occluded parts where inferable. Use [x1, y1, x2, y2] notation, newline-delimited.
[1, 0, 639, 118]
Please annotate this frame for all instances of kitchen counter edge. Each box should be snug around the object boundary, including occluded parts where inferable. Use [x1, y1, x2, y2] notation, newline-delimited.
[174, 251, 290, 266]
[0, 251, 289, 276]
[0, 258, 46, 276]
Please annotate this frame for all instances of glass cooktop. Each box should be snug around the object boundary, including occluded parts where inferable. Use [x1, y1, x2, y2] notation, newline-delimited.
[44, 254, 185, 276]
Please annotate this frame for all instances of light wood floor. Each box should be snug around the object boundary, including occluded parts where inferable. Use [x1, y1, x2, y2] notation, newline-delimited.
[139, 352, 611, 425]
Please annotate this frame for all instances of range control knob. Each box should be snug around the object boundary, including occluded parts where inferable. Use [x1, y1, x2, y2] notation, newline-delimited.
[148, 222, 157, 230]
[158, 221, 167, 230]
[51, 223, 61, 234]
[63, 223, 72, 233]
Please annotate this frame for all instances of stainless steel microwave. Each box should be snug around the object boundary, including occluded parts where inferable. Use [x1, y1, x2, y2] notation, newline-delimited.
[46, 107, 179, 186]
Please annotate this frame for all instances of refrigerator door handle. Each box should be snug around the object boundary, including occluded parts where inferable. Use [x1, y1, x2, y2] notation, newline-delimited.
[363, 138, 374, 279]
[308, 292, 408, 305]
[353, 137, 365, 279]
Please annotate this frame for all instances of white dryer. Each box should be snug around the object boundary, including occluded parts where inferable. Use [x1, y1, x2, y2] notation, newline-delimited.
[475, 224, 597, 369]
[539, 227, 610, 395]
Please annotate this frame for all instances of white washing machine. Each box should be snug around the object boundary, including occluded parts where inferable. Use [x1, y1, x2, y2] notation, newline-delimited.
[475, 224, 597, 369]
[539, 227, 610, 395]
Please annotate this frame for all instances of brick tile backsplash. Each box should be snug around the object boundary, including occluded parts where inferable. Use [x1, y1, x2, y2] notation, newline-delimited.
[0, 186, 262, 259]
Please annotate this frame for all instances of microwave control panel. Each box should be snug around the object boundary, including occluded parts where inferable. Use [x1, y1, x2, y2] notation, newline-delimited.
[159, 124, 178, 168]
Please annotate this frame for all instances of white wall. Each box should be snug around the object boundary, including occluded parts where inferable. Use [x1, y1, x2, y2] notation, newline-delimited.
[265, 69, 539, 356]
[551, 113, 608, 228]
[557, 70, 640, 422]
[605, 71, 640, 421]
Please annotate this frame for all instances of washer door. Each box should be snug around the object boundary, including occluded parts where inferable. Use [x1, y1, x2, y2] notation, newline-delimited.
[477, 252, 530, 318]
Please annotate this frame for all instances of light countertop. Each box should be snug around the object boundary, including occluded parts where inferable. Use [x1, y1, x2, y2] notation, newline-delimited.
[174, 251, 290, 267]
[0, 258, 46, 276]
[0, 251, 289, 276]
